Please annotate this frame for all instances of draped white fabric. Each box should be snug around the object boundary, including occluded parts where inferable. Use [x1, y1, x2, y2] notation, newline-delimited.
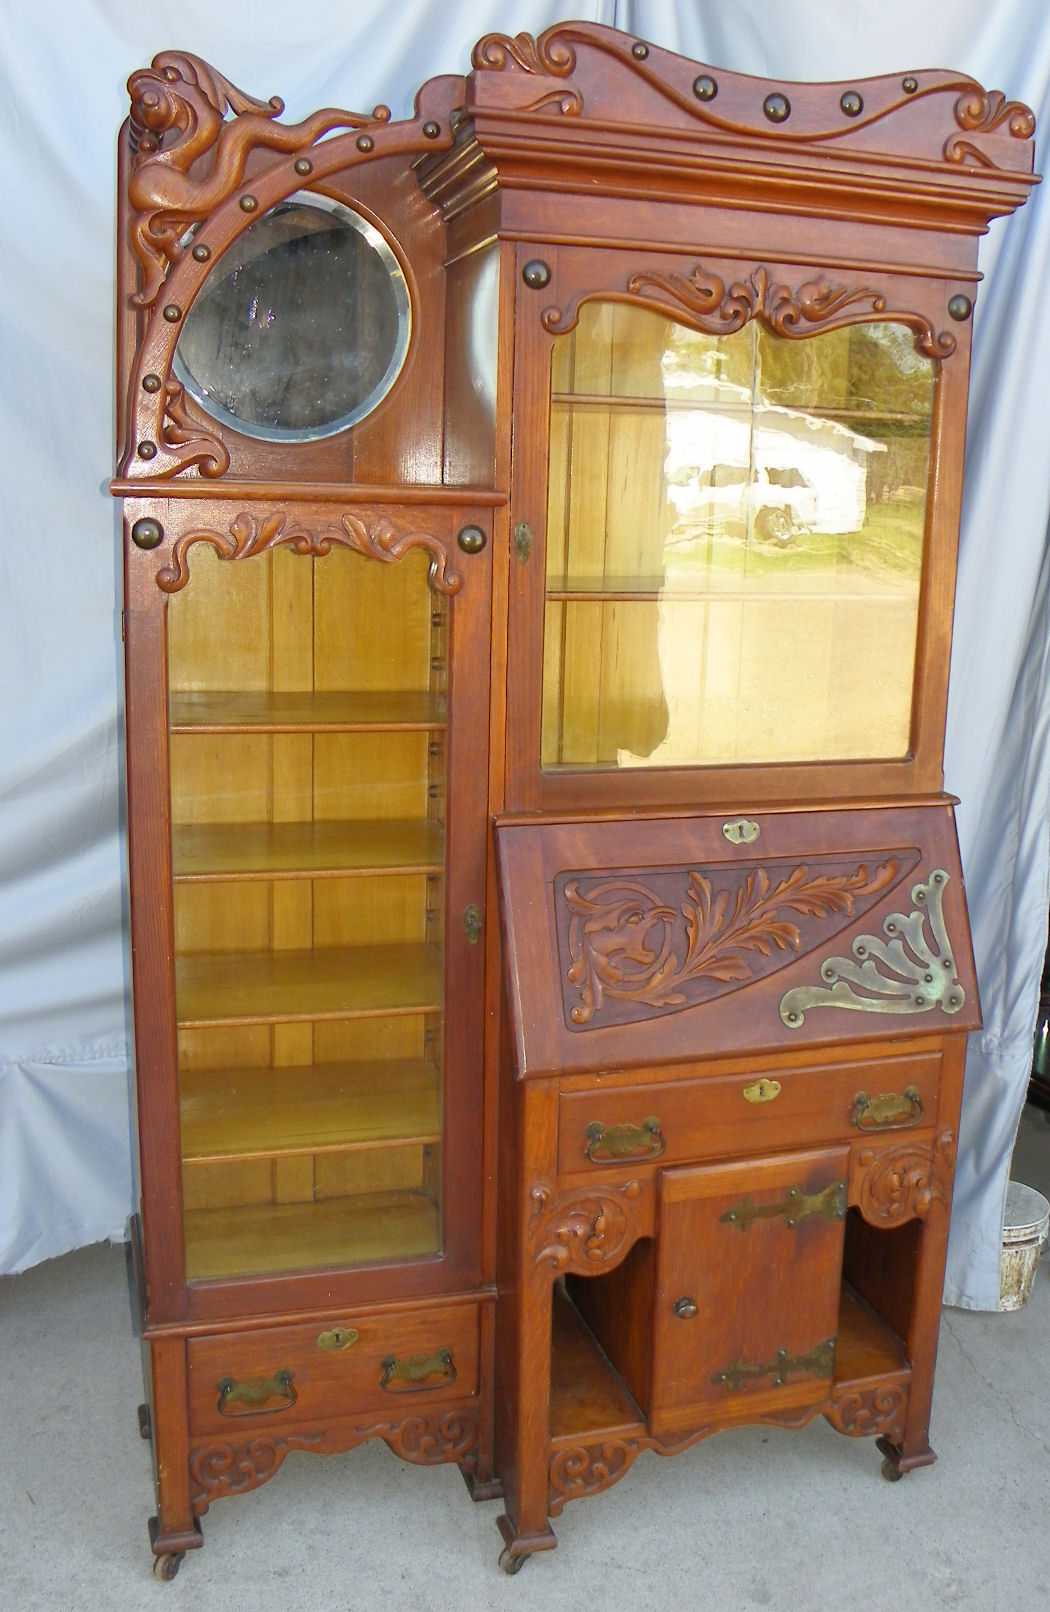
[2, 1, 1047, 1306]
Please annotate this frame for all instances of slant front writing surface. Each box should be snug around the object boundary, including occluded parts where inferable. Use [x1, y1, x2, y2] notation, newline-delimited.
[542, 303, 933, 771]
[166, 545, 445, 1279]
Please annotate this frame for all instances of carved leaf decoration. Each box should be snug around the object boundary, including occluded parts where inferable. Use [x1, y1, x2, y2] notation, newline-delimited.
[562, 858, 905, 1027]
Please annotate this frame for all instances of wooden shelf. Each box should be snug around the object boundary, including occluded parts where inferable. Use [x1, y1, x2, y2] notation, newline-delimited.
[175, 942, 444, 1027]
[172, 819, 445, 881]
[180, 1058, 441, 1163]
[545, 575, 918, 604]
[183, 1189, 441, 1280]
[169, 690, 447, 734]
[549, 1284, 645, 1443]
[834, 1282, 909, 1382]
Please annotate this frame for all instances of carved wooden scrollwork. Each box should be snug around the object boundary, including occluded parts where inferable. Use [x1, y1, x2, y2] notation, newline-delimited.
[560, 857, 905, 1028]
[155, 511, 462, 595]
[528, 1180, 642, 1274]
[471, 30, 581, 116]
[189, 1432, 324, 1509]
[946, 89, 1037, 165]
[126, 52, 381, 310]
[852, 1129, 956, 1226]
[554, 264, 957, 359]
[826, 1383, 908, 1440]
[352, 1410, 477, 1469]
[548, 1425, 713, 1515]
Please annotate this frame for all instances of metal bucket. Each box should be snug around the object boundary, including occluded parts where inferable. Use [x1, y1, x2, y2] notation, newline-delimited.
[999, 1181, 1050, 1311]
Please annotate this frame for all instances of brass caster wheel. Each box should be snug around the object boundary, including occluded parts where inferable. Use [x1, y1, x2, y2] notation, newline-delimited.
[881, 1457, 904, 1483]
[499, 1546, 527, 1575]
[152, 1550, 184, 1581]
[137, 1403, 152, 1441]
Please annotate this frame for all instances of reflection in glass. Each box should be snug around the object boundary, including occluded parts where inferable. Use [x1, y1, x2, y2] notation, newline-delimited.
[174, 196, 410, 441]
[542, 303, 934, 769]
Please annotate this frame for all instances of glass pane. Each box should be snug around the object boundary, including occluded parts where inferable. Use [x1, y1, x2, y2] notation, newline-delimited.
[174, 196, 410, 440]
[166, 545, 445, 1280]
[542, 302, 934, 768]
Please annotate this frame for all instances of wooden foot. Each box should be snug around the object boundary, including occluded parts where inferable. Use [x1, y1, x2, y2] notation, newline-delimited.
[876, 1435, 937, 1480]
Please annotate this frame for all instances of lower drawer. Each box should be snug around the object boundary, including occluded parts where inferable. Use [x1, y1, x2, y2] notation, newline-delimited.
[187, 1300, 479, 1435]
[558, 1050, 941, 1176]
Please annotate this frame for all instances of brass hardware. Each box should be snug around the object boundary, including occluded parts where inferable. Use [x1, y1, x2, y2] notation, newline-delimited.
[948, 294, 973, 322]
[522, 260, 551, 289]
[131, 518, 164, 551]
[216, 1368, 297, 1417]
[720, 1178, 846, 1232]
[584, 1116, 664, 1164]
[672, 1296, 698, 1319]
[902, 76, 918, 93]
[513, 520, 533, 563]
[141, 373, 162, 393]
[239, 194, 259, 211]
[693, 74, 718, 101]
[356, 135, 374, 153]
[317, 1326, 359, 1352]
[423, 121, 441, 139]
[380, 1347, 456, 1392]
[722, 817, 760, 845]
[137, 440, 157, 460]
[713, 1337, 835, 1393]
[294, 158, 313, 175]
[742, 1078, 781, 1105]
[162, 303, 182, 322]
[840, 90, 863, 116]
[763, 92, 791, 123]
[457, 524, 486, 554]
[464, 904, 483, 945]
[850, 1086, 924, 1132]
[631, 41, 649, 59]
[191, 242, 211, 261]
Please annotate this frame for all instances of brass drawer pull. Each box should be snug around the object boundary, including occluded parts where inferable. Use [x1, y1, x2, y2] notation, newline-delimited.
[713, 1337, 835, 1394]
[851, 1086, 924, 1131]
[380, 1346, 456, 1393]
[317, 1326, 359, 1352]
[584, 1116, 664, 1164]
[216, 1368, 297, 1417]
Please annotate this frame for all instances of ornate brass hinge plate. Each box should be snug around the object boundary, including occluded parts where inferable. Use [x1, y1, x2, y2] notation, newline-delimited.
[713, 1337, 836, 1393]
[720, 1178, 846, 1231]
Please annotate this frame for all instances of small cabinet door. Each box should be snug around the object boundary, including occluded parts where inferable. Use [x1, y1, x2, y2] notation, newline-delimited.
[650, 1147, 848, 1437]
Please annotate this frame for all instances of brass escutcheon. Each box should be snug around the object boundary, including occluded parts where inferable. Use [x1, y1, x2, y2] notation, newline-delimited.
[722, 817, 760, 845]
[742, 1078, 781, 1105]
[317, 1326, 359, 1352]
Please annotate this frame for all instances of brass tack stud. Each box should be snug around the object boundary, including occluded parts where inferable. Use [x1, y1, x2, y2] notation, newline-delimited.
[162, 303, 182, 323]
[948, 294, 973, 321]
[239, 194, 258, 212]
[522, 259, 551, 289]
[840, 90, 863, 117]
[457, 524, 487, 554]
[693, 74, 718, 102]
[141, 373, 162, 394]
[191, 243, 211, 262]
[631, 41, 649, 59]
[131, 517, 164, 550]
[294, 157, 313, 176]
[902, 76, 918, 93]
[137, 440, 157, 460]
[763, 92, 791, 123]
[422, 121, 441, 138]
[357, 134, 374, 152]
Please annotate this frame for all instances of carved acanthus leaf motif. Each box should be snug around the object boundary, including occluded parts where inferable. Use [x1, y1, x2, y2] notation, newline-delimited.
[155, 511, 461, 595]
[564, 859, 901, 1027]
[528, 1181, 642, 1274]
[612, 264, 956, 359]
[853, 1129, 956, 1226]
[126, 53, 385, 307]
[826, 1383, 908, 1439]
[189, 1432, 324, 1507]
[780, 870, 965, 1027]
[353, 1410, 477, 1468]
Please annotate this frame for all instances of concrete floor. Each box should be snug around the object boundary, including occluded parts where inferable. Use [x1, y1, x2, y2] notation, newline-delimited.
[3, 1117, 1049, 1611]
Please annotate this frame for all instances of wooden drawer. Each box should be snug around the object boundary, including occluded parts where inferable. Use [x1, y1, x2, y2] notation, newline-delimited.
[557, 1051, 941, 1177]
[187, 1301, 479, 1435]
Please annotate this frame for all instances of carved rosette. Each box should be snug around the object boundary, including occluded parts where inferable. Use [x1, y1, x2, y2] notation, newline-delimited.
[560, 857, 905, 1028]
[555, 264, 957, 359]
[528, 1180, 642, 1274]
[154, 511, 461, 595]
[352, 1409, 477, 1469]
[852, 1129, 956, 1226]
[826, 1383, 908, 1440]
[780, 870, 966, 1028]
[189, 1432, 324, 1508]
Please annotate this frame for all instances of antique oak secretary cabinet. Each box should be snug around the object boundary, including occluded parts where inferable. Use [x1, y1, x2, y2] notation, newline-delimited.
[114, 23, 1035, 1579]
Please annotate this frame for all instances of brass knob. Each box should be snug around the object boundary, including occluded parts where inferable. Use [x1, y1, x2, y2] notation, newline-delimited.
[673, 1296, 698, 1319]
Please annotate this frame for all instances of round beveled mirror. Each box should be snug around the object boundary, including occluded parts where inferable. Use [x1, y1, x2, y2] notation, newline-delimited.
[173, 194, 411, 441]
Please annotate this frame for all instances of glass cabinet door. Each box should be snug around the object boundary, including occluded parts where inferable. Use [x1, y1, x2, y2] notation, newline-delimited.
[166, 543, 449, 1281]
[542, 301, 935, 771]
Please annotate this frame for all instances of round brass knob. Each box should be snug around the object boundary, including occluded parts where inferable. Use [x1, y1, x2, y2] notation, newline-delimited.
[673, 1296, 698, 1319]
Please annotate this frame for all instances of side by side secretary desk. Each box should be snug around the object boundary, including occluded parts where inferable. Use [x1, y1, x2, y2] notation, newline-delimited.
[112, 22, 1036, 1578]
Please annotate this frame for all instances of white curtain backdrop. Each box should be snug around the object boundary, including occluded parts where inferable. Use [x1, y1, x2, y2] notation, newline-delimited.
[2, 0, 1047, 1307]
